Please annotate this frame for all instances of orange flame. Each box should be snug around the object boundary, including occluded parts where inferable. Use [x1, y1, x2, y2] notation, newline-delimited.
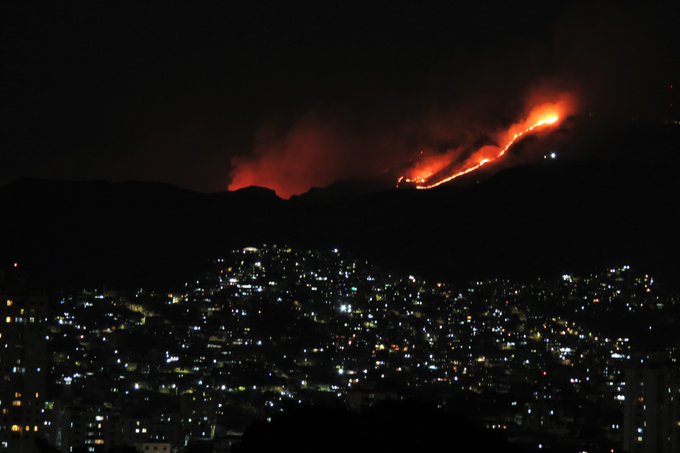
[399, 98, 570, 189]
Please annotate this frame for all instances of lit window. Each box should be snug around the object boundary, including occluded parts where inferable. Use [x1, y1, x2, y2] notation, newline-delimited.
[5, 317, 11, 324]
[11, 425, 20, 432]
[6, 300, 12, 307]
[12, 400, 21, 407]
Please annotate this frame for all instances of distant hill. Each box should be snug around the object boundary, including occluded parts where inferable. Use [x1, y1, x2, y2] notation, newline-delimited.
[292, 179, 395, 202]
[2, 120, 680, 290]
[1, 153, 679, 291]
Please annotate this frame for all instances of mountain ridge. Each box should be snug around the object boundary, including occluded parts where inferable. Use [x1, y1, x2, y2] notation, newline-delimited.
[1, 158, 678, 290]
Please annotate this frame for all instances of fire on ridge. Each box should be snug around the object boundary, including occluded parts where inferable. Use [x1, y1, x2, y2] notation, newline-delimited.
[398, 99, 569, 190]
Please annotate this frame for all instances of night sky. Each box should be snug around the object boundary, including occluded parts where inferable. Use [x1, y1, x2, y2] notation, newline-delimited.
[2, 2, 678, 196]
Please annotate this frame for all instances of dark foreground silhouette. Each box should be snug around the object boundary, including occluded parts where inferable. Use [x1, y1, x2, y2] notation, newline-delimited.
[234, 401, 524, 453]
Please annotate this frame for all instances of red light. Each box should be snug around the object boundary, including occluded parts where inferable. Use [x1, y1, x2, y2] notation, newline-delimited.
[397, 94, 576, 189]
[409, 114, 561, 189]
[542, 371, 547, 377]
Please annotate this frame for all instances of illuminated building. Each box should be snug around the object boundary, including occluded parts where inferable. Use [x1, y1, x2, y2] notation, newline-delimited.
[623, 356, 680, 453]
[120, 415, 184, 450]
[36, 247, 678, 450]
[50, 403, 120, 453]
[0, 292, 48, 453]
[132, 442, 171, 453]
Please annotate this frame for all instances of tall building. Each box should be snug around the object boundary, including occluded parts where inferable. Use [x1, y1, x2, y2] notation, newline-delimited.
[623, 356, 680, 453]
[0, 292, 48, 452]
[50, 403, 121, 453]
[49, 404, 185, 453]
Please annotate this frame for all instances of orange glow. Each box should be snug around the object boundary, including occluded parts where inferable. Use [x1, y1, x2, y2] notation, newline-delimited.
[228, 118, 348, 199]
[398, 96, 572, 189]
[229, 93, 574, 197]
[228, 116, 393, 199]
[400, 151, 458, 184]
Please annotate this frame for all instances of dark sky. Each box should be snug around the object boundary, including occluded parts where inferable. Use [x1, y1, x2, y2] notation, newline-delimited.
[2, 1, 678, 194]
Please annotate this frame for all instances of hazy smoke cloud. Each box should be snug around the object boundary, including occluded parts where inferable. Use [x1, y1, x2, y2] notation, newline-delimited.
[229, 87, 577, 197]
[228, 115, 411, 198]
[227, 2, 673, 197]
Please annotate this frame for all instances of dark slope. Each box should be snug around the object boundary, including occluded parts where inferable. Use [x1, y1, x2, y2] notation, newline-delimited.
[285, 159, 679, 286]
[1, 157, 678, 290]
[0, 179, 283, 288]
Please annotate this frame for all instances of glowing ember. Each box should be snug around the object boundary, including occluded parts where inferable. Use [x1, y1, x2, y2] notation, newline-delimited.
[398, 101, 567, 190]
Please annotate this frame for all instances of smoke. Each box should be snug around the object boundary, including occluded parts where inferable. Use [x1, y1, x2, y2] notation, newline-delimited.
[227, 2, 671, 198]
[227, 115, 412, 198]
[229, 88, 577, 197]
[399, 91, 577, 186]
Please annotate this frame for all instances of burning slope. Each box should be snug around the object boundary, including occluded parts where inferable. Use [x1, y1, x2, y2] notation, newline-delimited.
[228, 94, 575, 198]
[398, 97, 572, 189]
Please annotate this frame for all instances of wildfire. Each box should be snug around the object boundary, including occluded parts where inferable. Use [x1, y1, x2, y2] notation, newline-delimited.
[398, 100, 567, 190]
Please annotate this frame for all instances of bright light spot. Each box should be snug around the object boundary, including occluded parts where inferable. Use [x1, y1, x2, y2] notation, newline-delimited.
[538, 115, 559, 126]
